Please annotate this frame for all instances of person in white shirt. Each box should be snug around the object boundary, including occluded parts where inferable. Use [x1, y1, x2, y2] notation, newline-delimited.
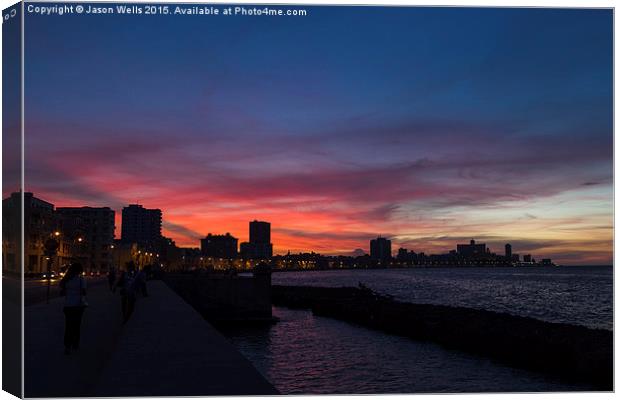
[59, 263, 87, 355]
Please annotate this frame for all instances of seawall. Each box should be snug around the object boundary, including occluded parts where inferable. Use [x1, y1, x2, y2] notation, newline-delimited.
[272, 285, 612, 391]
[165, 271, 273, 323]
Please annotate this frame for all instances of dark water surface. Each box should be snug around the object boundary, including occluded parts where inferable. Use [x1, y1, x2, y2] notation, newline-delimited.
[273, 266, 613, 330]
[223, 266, 611, 394]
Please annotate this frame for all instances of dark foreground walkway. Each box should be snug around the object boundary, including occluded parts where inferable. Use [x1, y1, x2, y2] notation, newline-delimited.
[24, 281, 278, 397]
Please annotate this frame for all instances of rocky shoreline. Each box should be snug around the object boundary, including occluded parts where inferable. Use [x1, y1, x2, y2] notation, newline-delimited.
[272, 284, 612, 391]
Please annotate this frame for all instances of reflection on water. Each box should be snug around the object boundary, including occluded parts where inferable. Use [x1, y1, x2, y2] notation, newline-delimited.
[222, 266, 610, 394]
[223, 306, 594, 394]
[273, 266, 613, 330]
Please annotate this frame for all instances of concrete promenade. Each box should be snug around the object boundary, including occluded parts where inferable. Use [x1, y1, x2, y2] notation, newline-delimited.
[25, 280, 278, 397]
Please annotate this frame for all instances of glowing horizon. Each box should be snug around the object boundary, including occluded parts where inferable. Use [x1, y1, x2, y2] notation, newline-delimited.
[9, 183, 609, 265]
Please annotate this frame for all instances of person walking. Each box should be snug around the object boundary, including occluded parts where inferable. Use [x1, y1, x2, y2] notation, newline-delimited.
[59, 263, 87, 355]
[135, 267, 148, 297]
[107, 267, 116, 291]
[114, 262, 137, 324]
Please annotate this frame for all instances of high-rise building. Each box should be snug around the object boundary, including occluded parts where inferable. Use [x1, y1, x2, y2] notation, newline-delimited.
[505, 243, 512, 260]
[250, 220, 270, 244]
[121, 204, 162, 249]
[370, 236, 391, 263]
[523, 254, 532, 263]
[201, 233, 238, 259]
[240, 220, 273, 259]
[56, 207, 115, 272]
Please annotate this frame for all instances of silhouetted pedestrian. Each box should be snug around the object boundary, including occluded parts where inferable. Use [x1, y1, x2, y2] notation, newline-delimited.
[135, 268, 148, 297]
[114, 262, 137, 324]
[107, 267, 116, 291]
[59, 263, 87, 355]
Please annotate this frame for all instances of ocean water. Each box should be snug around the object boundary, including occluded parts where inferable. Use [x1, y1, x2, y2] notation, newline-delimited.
[272, 266, 613, 330]
[222, 266, 612, 394]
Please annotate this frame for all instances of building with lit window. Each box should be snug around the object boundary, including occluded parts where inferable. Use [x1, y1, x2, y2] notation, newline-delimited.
[56, 207, 115, 273]
[3, 192, 55, 274]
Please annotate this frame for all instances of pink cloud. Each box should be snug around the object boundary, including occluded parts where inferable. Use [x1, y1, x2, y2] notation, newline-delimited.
[18, 119, 612, 263]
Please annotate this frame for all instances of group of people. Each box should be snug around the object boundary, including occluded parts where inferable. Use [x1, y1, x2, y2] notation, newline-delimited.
[59, 261, 152, 355]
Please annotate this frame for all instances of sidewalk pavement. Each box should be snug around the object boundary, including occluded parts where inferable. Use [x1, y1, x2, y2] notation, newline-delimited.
[94, 281, 278, 396]
[24, 280, 123, 397]
[24, 280, 278, 397]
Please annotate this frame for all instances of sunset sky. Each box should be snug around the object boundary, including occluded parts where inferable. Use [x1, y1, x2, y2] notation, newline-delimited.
[12, 6, 613, 264]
